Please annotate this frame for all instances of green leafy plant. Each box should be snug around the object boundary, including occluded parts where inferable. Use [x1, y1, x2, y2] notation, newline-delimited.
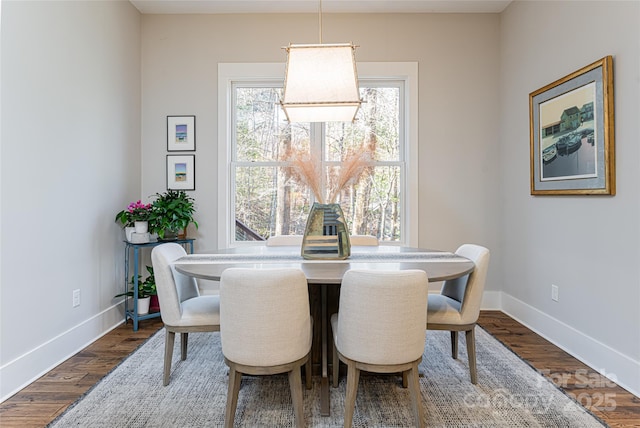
[149, 190, 198, 239]
[115, 200, 153, 227]
[114, 266, 156, 298]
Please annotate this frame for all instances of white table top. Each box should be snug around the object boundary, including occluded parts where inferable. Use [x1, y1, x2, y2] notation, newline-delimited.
[174, 245, 475, 284]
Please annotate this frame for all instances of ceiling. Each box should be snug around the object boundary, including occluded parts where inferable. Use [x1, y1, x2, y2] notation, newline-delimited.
[129, 0, 513, 14]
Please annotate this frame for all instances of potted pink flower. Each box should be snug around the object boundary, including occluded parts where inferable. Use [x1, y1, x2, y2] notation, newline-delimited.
[115, 200, 153, 240]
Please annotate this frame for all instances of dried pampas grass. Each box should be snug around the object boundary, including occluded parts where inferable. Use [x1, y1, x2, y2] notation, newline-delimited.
[327, 149, 372, 203]
[285, 145, 372, 204]
[286, 148, 325, 203]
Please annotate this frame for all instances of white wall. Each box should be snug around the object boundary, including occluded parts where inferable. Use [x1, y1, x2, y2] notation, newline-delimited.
[0, 1, 141, 400]
[140, 12, 502, 284]
[2, 0, 638, 404]
[499, 0, 640, 395]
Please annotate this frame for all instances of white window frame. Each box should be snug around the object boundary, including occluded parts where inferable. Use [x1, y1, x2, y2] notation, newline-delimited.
[218, 62, 418, 249]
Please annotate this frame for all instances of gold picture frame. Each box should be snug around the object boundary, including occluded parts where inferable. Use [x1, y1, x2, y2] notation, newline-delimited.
[529, 56, 615, 195]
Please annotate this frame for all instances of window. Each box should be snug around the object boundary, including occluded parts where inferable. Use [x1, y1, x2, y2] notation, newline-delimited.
[218, 63, 418, 248]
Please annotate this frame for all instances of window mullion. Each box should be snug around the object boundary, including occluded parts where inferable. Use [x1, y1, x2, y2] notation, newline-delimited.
[310, 122, 324, 203]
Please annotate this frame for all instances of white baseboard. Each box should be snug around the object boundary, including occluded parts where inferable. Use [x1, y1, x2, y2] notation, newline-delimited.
[0, 304, 125, 402]
[4, 291, 638, 402]
[500, 292, 640, 398]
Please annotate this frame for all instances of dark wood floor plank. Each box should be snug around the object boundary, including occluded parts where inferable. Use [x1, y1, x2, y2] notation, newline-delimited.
[1, 313, 638, 427]
[477, 311, 640, 427]
[0, 318, 163, 428]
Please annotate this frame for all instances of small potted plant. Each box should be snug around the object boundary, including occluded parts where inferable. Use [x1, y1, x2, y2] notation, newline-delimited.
[149, 190, 198, 240]
[146, 266, 160, 312]
[115, 200, 153, 239]
[115, 265, 157, 315]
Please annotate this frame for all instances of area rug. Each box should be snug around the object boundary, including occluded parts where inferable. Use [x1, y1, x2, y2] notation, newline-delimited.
[48, 328, 606, 427]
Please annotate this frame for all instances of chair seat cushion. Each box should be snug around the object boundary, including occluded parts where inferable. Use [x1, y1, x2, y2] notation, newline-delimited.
[427, 294, 463, 325]
[175, 295, 220, 327]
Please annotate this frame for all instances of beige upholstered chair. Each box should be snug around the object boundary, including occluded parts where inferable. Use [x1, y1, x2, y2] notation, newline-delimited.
[220, 268, 312, 428]
[265, 234, 303, 246]
[151, 243, 220, 386]
[349, 235, 379, 246]
[331, 269, 429, 428]
[426, 244, 490, 384]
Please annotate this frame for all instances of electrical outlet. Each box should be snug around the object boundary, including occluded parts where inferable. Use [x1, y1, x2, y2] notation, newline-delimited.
[73, 289, 81, 307]
[551, 284, 559, 302]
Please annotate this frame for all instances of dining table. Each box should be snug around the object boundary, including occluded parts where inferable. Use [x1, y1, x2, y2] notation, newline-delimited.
[173, 244, 475, 417]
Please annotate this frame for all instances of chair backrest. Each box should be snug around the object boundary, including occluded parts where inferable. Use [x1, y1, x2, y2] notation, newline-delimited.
[151, 243, 200, 326]
[336, 269, 428, 365]
[265, 235, 303, 246]
[441, 244, 490, 325]
[219, 268, 311, 367]
[349, 235, 379, 246]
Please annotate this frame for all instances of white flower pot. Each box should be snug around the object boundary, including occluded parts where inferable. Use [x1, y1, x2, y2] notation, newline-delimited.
[125, 226, 136, 242]
[137, 296, 151, 315]
[134, 221, 148, 234]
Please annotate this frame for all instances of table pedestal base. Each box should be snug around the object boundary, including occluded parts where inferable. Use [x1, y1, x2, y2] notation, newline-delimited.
[320, 286, 330, 416]
[308, 284, 338, 416]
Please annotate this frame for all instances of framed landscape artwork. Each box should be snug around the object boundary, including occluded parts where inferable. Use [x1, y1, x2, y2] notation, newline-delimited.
[167, 155, 195, 190]
[529, 56, 615, 195]
[167, 115, 196, 151]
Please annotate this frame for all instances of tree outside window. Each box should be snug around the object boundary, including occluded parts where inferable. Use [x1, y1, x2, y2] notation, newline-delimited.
[232, 83, 404, 243]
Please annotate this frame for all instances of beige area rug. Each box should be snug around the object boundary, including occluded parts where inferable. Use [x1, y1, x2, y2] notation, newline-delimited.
[48, 328, 606, 427]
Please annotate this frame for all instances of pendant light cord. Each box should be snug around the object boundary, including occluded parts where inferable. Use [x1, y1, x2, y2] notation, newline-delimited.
[318, 0, 323, 43]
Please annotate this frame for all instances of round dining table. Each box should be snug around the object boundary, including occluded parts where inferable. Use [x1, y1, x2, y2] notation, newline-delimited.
[173, 245, 475, 283]
[173, 245, 475, 416]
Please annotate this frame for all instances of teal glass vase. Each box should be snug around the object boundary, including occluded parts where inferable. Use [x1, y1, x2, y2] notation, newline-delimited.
[301, 203, 351, 260]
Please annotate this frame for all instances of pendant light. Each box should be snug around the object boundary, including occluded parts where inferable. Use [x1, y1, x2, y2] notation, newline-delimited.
[280, 0, 362, 123]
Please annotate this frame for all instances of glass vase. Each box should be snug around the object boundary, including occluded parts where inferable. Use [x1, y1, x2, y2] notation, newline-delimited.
[301, 203, 351, 260]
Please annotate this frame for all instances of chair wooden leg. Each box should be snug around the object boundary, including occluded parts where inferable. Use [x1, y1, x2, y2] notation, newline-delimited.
[305, 355, 312, 390]
[163, 330, 175, 386]
[288, 365, 306, 428]
[332, 340, 339, 388]
[450, 331, 458, 359]
[224, 366, 242, 428]
[402, 370, 408, 388]
[407, 363, 425, 428]
[181, 332, 189, 361]
[344, 362, 360, 428]
[465, 327, 478, 384]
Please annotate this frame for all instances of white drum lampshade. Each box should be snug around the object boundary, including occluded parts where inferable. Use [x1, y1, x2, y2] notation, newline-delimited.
[281, 43, 362, 123]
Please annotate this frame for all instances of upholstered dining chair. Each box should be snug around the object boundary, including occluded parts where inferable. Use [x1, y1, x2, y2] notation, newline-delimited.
[265, 234, 304, 246]
[219, 267, 312, 428]
[426, 243, 490, 384]
[349, 235, 379, 246]
[331, 269, 429, 428]
[151, 243, 220, 386]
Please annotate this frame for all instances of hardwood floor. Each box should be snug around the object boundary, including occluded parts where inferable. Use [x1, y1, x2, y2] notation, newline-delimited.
[477, 312, 639, 427]
[0, 318, 164, 428]
[0, 311, 638, 427]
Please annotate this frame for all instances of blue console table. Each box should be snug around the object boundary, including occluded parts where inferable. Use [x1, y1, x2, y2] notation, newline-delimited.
[123, 238, 195, 331]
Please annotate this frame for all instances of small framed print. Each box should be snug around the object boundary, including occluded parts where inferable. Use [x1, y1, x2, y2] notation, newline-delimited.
[167, 155, 195, 190]
[529, 56, 615, 195]
[167, 115, 195, 151]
